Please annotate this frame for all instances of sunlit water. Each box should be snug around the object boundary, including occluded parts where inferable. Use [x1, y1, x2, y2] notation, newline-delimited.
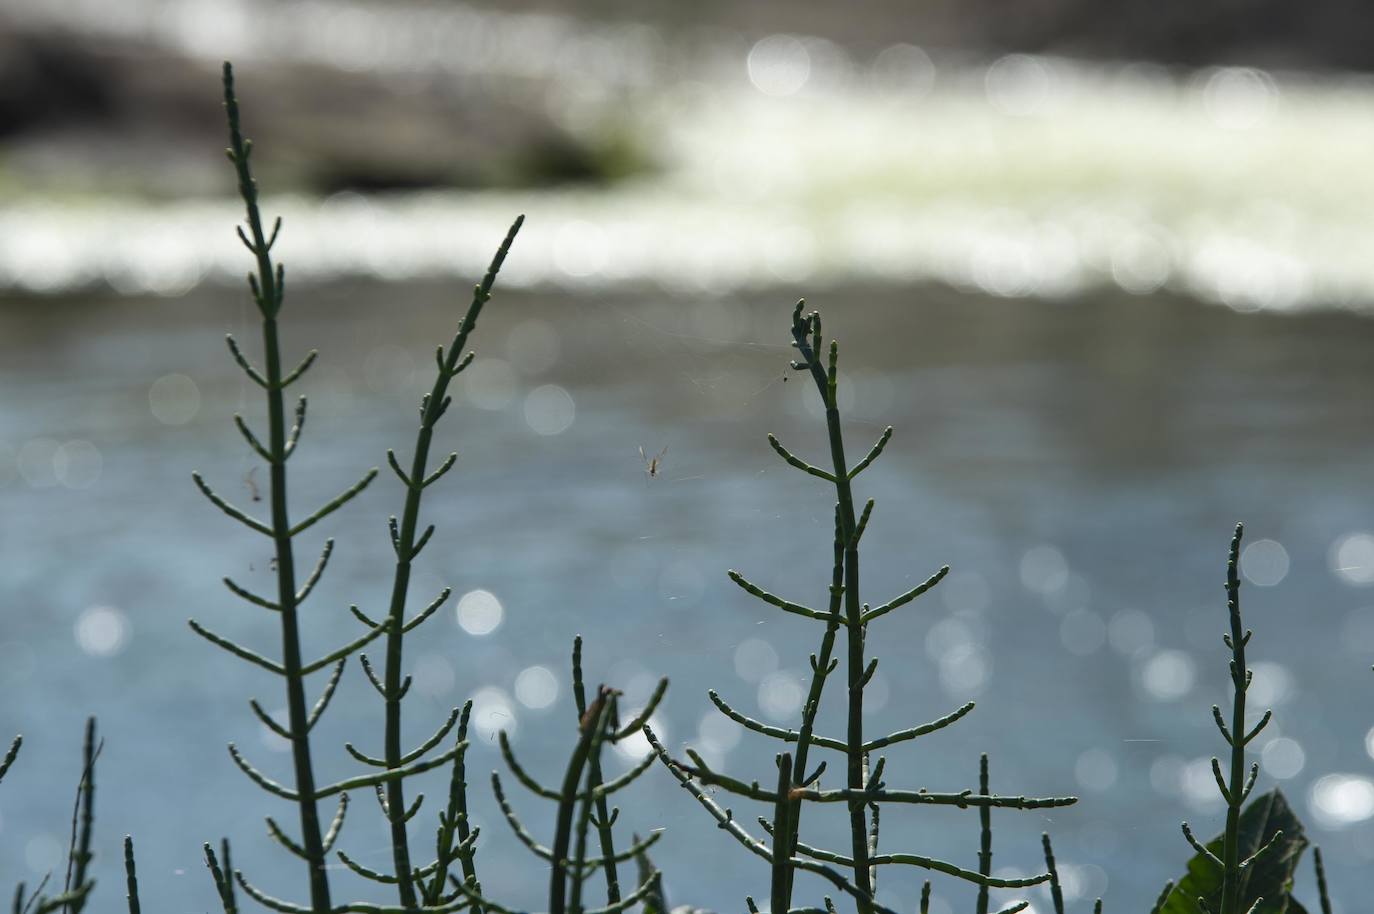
[6, 1, 1374, 910]
[3, 284, 1374, 911]
[10, 0, 1374, 314]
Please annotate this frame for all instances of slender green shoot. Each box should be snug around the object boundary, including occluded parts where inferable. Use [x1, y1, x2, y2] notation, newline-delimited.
[122, 837, 140, 914]
[467, 639, 666, 914]
[342, 206, 521, 908]
[1312, 848, 1331, 914]
[193, 60, 384, 913]
[652, 301, 1074, 913]
[1178, 525, 1279, 914]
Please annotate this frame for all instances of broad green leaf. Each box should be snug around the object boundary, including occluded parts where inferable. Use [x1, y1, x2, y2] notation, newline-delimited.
[1161, 789, 1308, 914]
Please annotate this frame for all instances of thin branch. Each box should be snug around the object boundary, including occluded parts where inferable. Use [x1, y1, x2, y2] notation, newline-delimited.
[707, 690, 847, 752]
[188, 620, 285, 675]
[766, 434, 837, 482]
[847, 427, 893, 479]
[860, 566, 950, 624]
[288, 469, 379, 537]
[192, 472, 272, 536]
[728, 570, 834, 623]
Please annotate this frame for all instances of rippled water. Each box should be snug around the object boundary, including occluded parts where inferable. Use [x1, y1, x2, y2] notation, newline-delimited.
[6, 1, 1374, 908]
[3, 281, 1374, 910]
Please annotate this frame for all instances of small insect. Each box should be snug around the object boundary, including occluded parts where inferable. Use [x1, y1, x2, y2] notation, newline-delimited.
[244, 466, 261, 503]
[639, 445, 668, 480]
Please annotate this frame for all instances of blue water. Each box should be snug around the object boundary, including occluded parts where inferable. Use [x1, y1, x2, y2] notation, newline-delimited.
[2, 283, 1373, 912]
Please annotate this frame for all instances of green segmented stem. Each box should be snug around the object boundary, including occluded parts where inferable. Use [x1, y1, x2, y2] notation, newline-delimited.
[371, 214, 522, 907]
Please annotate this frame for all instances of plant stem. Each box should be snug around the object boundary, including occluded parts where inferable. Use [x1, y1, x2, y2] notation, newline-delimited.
[1313, 847, 1332, 914]
[122, 836, 140, 914]
[1219, 524, 1248, 914]
[222, 62, 330, 912]
[976, 755, 991, 914]
[584, 749, 622, 904]
[378, 215, 522, 908]
[567, 704, 614, 914]
[769, 753, 796, 914]
[549, 691, 610, 914]
[62, 718, 97, 914]
[781, 507, 846, 903]
[792, 309, 874, 912]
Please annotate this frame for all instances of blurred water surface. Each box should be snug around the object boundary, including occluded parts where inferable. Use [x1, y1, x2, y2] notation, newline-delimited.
[11, 0, 1374, 314]
[2, 281, 1374, 911]
[5, 1, 1374, 909]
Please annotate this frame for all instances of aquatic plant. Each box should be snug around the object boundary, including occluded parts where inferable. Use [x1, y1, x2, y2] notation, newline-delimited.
[453, 636, 667, 914]
[5, 58, 1366, 914]
[330, 192, 521, 910]
[646, 301, 1077, 914]
[1154, 526, 1312, 914]
[1, 722, 100, 914]
[187, 62, 526, 914]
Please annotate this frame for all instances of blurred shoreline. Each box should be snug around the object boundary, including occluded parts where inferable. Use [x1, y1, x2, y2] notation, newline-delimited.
[8, 4, 1374, 316]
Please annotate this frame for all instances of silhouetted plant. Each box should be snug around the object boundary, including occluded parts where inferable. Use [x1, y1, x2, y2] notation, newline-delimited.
[331, 191, 521, 908]
[191, 62, 522, 914]
[1159, 525, 1309, 914]
[11, 58, 1372, 914]
[647, 301, 1076, 914]
[1310, 847, 1331, 914]
[122, 836, 141, 914]
[1039, 832, 1101, 914]
[203, 838, 239, 914]
[451, 637, 666, 914]
[3, 722, 101, 914]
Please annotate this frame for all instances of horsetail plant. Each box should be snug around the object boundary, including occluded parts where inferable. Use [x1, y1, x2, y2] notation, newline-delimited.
[648, 302, 1076, 914]
[195, 61, 524, 914]
[453, 637, 667, 914]
[123, 836, 141, 914]
[203, 839, 239, 914]
[7, 59, 1365, 914]
[3, 722, 101, 914]
[1160, 525, 1308, 914]
[967, 754, 1057, 914]
[1310, 847, 1331, 914]
[1180, 523, 1280, 914]
[190, 62, 386, 912]
[330, 199, 523, 906]
[1039, 832, 1100, 914]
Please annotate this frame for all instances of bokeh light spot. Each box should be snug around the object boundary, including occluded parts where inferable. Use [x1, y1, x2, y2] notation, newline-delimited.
[1241, 538, 1289, 587]
[472, 687, 517, 743]
[524, 385, 575, 436]
[457, 589, 503, 636]
[74, 606, 129, 657]
[1261, 737, 1305, 780]
[514, 665, 559, 710]
[1331, 532, 1374, 586]
[1310, 774, 1374, 828]
[1020, 545, 1069, 595]
[1140, 649, 1195, 701]
[149, 373, 201, 425]
[54, 440, 102, 489]
[1074, 748, 1118, 792]
[747, 35, 811, 97]
[734, 638, 779, 683]
[757, 670, 804, 721]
